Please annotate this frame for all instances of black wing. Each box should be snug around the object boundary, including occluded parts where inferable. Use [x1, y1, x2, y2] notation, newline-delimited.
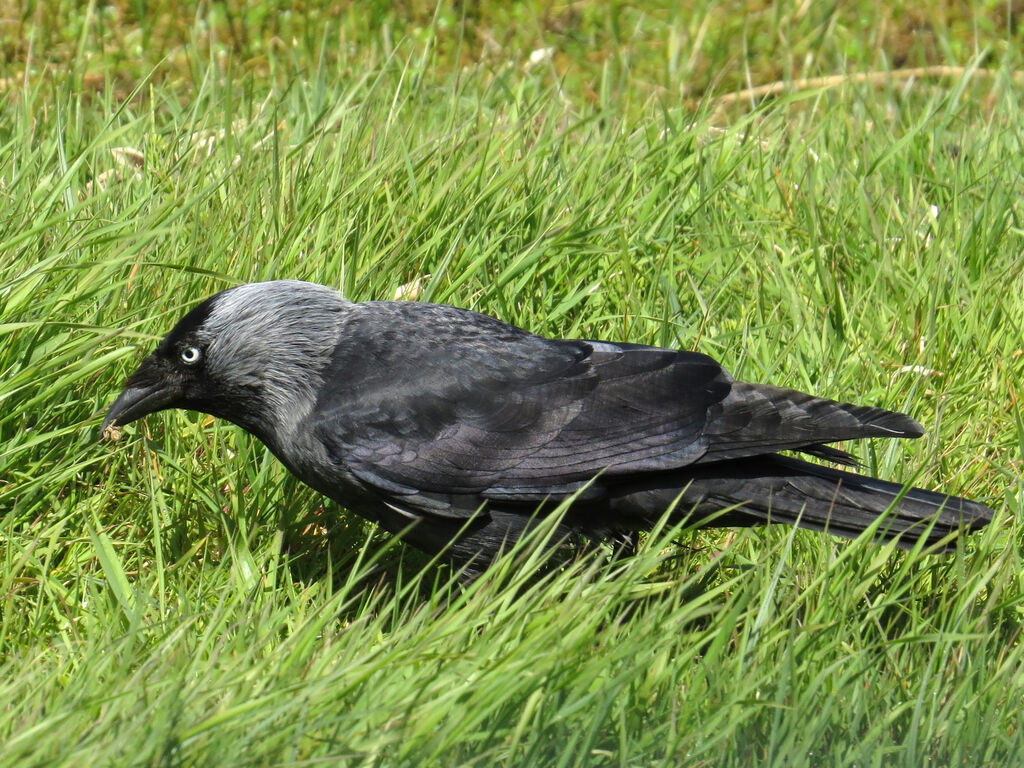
[312, 301, 921, 517]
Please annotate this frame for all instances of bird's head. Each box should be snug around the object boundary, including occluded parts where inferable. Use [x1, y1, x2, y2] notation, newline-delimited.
[102, 280, 349, 444]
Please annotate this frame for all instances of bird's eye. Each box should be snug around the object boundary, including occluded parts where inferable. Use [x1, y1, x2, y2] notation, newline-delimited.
[180, 346, 202, 365]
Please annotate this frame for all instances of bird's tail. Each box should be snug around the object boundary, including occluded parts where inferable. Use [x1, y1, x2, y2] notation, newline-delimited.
[642, 455, 993, 550]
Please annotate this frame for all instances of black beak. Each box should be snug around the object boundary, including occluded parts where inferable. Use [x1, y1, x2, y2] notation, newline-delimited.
[101, 356, 181, 436]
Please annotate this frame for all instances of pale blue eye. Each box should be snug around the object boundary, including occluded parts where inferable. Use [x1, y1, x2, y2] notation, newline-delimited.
[180, 346, 202, 365]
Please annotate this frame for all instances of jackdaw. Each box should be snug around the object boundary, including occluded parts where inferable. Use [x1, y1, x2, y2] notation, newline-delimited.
[102, 280, 993, 573]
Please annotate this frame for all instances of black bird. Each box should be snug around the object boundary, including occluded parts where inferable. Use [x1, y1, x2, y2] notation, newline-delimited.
[102, 280, 992, 573]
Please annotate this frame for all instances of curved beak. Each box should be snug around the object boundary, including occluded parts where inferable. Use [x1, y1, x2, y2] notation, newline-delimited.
[100, 355, 181, 436]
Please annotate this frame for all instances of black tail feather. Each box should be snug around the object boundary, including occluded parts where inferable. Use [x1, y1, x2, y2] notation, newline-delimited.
[677, 455, 993, 550]
[600, 455, 993, 551]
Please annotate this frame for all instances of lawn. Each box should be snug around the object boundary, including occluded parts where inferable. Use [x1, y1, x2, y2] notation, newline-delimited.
[1, 1, 1022, 765]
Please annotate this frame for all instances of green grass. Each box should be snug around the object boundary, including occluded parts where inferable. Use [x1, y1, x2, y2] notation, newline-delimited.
[2, 2, 1023, 765]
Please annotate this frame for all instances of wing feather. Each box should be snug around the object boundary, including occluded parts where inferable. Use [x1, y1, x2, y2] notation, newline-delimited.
[312, 301, 921, 518]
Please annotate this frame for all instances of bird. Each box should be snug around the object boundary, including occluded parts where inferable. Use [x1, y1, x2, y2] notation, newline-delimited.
[102, 280, 993, 575]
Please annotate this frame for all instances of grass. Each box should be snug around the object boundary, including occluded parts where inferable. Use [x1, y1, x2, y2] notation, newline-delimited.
[1, 1, 1023, 765]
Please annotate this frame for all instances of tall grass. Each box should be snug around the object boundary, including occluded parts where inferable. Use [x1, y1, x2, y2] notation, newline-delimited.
[1, 2, 1022, 765]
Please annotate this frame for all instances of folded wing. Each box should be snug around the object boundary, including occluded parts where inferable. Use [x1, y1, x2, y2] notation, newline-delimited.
[312, 302, 922, 518]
